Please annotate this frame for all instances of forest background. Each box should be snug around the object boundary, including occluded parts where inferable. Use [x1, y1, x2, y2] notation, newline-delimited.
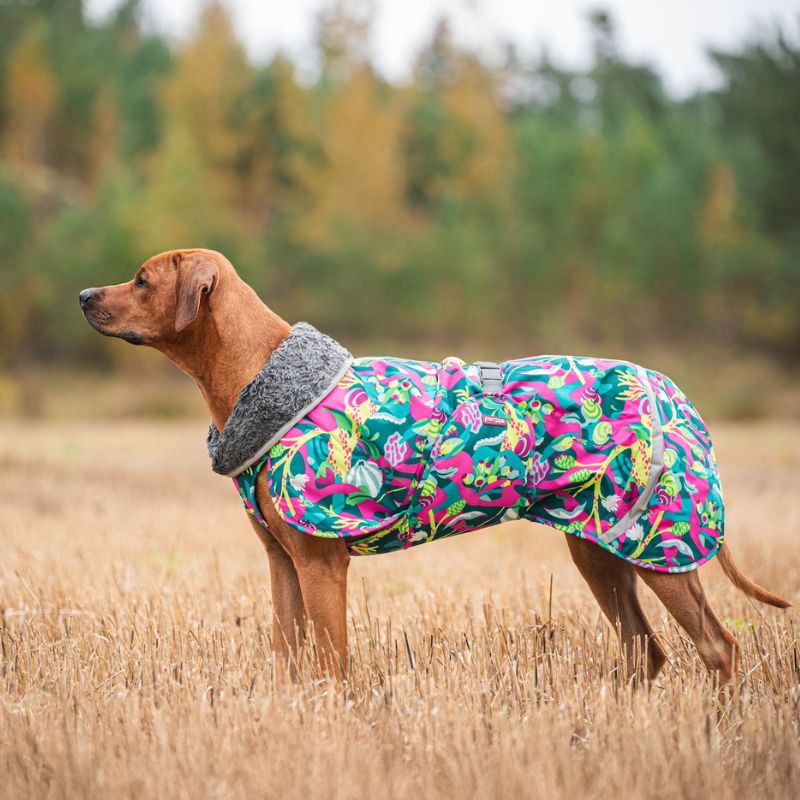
[1, 0, 798, 420]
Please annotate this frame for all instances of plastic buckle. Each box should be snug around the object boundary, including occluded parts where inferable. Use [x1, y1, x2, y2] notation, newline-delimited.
[474, 360, 503, 395]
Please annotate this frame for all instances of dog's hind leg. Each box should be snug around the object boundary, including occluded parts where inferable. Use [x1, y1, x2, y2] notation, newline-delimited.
[566, 535, 667, 683]
[636, 567, 740, 687]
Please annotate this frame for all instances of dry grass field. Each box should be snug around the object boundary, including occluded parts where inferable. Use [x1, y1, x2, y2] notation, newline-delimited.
[1, 419, 798, 799]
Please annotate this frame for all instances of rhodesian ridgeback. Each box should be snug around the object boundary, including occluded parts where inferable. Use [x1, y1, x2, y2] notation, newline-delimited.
[80, 249, 789, 683]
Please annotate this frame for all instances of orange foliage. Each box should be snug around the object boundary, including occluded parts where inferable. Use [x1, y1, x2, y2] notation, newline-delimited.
[4, 22, 56, 166]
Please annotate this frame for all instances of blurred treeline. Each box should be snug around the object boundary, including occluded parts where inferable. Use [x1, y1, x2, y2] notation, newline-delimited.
[1, 0, 799, 370]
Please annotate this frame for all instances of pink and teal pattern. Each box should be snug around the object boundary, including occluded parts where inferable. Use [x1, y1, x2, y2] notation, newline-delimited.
[234, 355, 724, 573]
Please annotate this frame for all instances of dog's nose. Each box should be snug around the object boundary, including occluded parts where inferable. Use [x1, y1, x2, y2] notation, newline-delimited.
[79, 288, 94, 308]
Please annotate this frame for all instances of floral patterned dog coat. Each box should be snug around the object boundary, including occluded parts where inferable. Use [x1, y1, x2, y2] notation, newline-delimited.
[211, 325, 724, 574]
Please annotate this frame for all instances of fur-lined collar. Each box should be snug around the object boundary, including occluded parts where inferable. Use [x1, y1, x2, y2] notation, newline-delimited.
[206, 322, 352, 477]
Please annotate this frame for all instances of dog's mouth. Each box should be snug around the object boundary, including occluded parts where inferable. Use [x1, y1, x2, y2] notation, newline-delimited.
[82, 309, 144, 346]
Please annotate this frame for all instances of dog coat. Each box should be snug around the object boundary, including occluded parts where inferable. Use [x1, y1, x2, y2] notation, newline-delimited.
[207, 323, 724, 573]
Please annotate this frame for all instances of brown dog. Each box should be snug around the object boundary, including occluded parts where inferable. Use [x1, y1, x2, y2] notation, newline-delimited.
[80, 249, 789, 683]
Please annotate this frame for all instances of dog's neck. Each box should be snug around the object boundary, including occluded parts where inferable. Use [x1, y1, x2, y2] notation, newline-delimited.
[163, 283, 291, 431]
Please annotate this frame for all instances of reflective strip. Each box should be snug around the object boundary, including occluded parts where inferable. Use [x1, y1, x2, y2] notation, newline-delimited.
[599, 368, 665, 544]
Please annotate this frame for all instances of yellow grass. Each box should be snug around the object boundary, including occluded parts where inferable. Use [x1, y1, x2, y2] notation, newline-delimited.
[1, 420, 798, 799]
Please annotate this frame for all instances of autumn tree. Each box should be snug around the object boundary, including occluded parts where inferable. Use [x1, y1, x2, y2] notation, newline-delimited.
[136, 2, 253, 252]
[3, 21, 56, 167]
[405, 20, 511, 210]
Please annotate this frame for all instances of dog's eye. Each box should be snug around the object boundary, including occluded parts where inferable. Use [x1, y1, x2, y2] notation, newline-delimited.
[134, 276, 148, 289]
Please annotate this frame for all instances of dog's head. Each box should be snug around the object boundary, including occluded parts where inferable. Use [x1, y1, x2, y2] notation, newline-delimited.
[79, 249, 230, 348]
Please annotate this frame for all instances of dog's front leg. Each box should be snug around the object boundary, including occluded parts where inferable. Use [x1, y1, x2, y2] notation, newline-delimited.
[248, 519, 307, 677]
[255, 481, 351, 680]
[289, 536, 350, 680]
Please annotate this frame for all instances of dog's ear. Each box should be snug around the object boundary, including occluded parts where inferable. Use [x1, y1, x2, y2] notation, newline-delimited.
[174, 252, 219, 333]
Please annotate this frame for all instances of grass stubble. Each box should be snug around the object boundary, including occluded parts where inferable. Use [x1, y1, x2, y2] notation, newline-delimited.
[0, 420, 798, 798]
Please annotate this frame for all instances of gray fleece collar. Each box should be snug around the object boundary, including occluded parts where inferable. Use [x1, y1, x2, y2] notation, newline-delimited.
[207, 322, 352, 477]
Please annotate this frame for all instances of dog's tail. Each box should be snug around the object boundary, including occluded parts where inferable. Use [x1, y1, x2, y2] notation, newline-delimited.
[717, 544, 791, 608]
